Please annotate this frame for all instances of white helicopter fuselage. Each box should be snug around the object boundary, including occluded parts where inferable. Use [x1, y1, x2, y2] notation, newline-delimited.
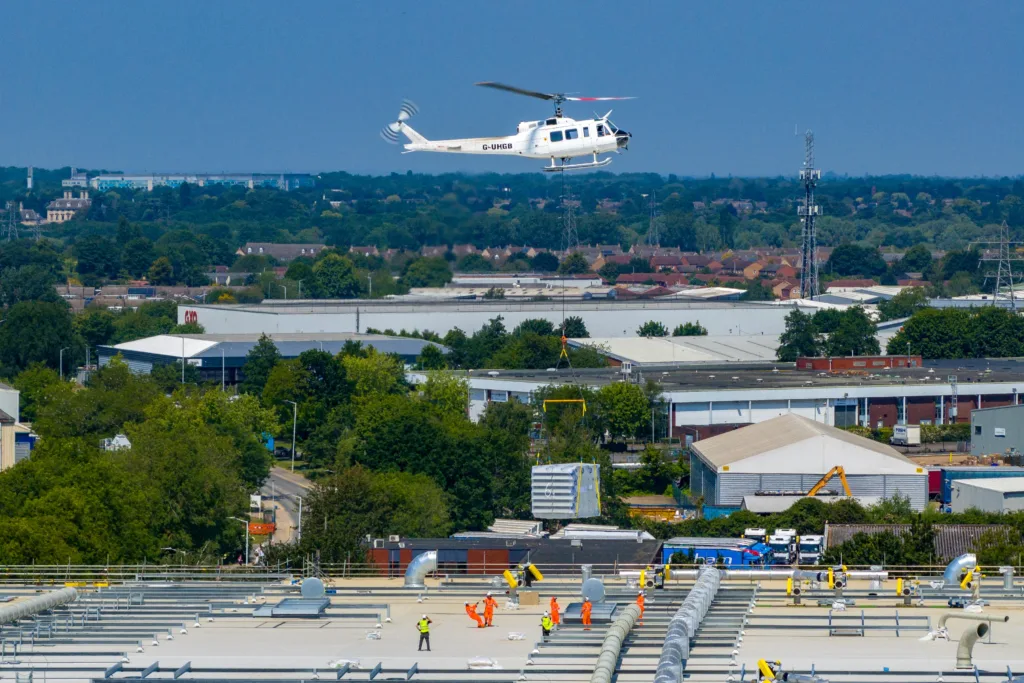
[396, 114, 630, 170]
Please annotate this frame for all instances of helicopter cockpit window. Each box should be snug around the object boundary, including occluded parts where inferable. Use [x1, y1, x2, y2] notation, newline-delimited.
[565, 129, 579, 140]
[550, 131, 564, 142]
[583, 127, 590, 137]
[597, 124, 607, 137]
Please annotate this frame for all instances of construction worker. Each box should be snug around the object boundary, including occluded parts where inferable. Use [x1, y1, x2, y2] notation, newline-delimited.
[416, 614, 432, 652]
[483, 592, 498, 627]
[541, 611, 554, 640]
[636, 590, 646, 620]
[464, 601, 484, 628]
[580, 597, 593, 631]
[549, 596, 560, 626]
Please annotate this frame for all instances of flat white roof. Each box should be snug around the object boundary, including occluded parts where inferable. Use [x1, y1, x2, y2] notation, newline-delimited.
[569, 334, 781, 364]
[951, 476, 1024, 493]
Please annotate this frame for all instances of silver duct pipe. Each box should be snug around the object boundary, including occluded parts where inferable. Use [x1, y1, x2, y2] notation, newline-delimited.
[0, 587, 79, 625]
[654, 567, 721, 683]
[942, 553, 976, 587]
[589, 603, 641, 683]
[1000, 566, 1015, 590]
[403, 551, 437, 589]
[937, 612, 1008, 630]
[956, 622, 989, 669]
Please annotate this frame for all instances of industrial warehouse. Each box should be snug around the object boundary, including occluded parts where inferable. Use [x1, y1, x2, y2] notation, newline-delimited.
[688, 414, 928, 515]
[177, 298, 816, 338]
[97, 332, 445, 383]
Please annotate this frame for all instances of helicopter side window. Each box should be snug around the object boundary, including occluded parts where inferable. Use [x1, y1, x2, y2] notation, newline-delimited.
[583, 127, 590, 137]
[597, 124, 607, 137]
[550, 131, 564, 142]
[546, 118, 558, 126]
[565, 129, 578, 140]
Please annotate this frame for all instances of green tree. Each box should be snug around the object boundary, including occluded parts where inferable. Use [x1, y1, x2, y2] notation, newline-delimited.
[122, 238, 156, 278]
[240, 334, 281, 395]
[826, 244, 887, 277]
[296, 467, 450, 562]
[598, 382, 650, 440]
[342, 348, 406, 396]
[531, 252, 559, 272]
[415, 344, 447, 370]
[148, 256, 175, 285]
[820, 306, 879, 357]
[11, 363, 62, 422]
[0, 265, 61, 307]
[558, 252, 590, 274]
[312, 254, 361, 298]
[739, 280, 776, 301]
[877, 287, 928, 321]
[598, 262, 621, 283]
[636, 320, 669, 337]
[74, 308, 117, 347]
[0, 300, 78, 375]
[777, 309, 821, 361]
[401, 257, 453, 288]
[421, 370, 469, 419]
[898, 244, 933, 273]
[672, 321, 708, 336]
[150, 360, 202, 392]
[562, 316, 589, 338]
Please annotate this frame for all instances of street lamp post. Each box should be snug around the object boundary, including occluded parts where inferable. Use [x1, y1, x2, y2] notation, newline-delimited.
[297, 497, 303, 542]
[230, 517, 249, 566]
[59, 347, 70, 381]
[281, 284, 288, 300]
[284, 400, 298, 472]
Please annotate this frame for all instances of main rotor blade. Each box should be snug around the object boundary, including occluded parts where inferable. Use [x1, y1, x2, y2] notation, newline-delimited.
[566, 96, 636, 101]
[475, 81, 555, 101]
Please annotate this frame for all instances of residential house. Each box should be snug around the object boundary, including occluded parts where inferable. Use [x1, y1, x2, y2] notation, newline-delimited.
[825, 279, 879, 290]
[771, 280, 799, 299]
[742, 262, 764, 279]
[652, 255, 685, 270]
[759, 263, 798, 280]
[238, 243, 326, 261]
[46, 190, 92, 224]
[15, 203, 43, 226]
[451, 244, 477, 258]
[420, 245, 448, 258]
[593, 254, 632, 272]
[349, 246, 380, 258]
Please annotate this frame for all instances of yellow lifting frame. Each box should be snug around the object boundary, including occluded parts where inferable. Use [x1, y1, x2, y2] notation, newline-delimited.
[542, 399, 587, 415]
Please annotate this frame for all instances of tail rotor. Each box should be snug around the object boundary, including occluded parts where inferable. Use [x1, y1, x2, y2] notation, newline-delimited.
[380, 99, 419, 144]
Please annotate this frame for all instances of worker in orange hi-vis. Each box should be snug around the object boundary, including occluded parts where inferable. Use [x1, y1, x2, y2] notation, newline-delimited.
[464, 601, 484, 628]
[580, 597, 593, 631]
[549, 596, 561, 626]
[482, 592, 498, 627]
[636, 590, 646, 621]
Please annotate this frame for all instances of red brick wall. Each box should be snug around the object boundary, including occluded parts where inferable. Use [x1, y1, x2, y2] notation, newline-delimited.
[467, 549, 510, 575]
[869, 397, 899, 427]
[906, 397, 937, 425]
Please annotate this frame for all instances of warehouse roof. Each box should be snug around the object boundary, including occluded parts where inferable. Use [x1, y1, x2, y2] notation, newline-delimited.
[823, 523, 1012, 560]
[568, 334, 781, 365]
[951, 476, 1024, 493]
[102, 333, 446, 362]
[691, 414, 923, 475]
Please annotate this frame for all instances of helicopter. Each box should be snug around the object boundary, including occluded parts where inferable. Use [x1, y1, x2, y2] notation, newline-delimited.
[381, 82, 634, 172]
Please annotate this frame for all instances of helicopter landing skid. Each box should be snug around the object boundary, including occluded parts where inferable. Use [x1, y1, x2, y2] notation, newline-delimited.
[543, 155, 613, 172]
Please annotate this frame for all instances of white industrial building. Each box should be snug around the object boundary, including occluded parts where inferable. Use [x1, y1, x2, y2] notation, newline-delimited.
[568, 334, 782, 366]
[179, 299, 816, 339]
[949, 477, 1024, 514]
[688, 414, 927, 514]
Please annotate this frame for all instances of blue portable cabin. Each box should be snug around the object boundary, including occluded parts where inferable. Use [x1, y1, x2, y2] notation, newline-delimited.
[661, 537, 772, 567]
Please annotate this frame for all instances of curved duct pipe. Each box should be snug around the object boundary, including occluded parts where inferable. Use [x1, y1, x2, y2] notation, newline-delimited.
[622, 569, 887, 581]
[0, 587, 79, 625]
[956, 622, 989, 669]
[403, 551, 438, 589]
[654, 568, 721, 683]
[937, 612, 1009, 630]
[589, 603, 641, 683]
[943, 553, 976, 587]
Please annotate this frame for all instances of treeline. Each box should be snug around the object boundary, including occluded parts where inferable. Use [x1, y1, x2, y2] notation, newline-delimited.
[6, 168, 1024, 288]
[0, 361, 274, 563]
[887, 306, 1024, 358]
[372, 316, 609, 371]
[776, 307, 879, 361]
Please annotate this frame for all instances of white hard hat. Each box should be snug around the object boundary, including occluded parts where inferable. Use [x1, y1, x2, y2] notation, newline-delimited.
[487, 592, 492, 596]
[422, 614, 427, 619]
[464, 601, 470, 605]
[544, 611, 549, 615]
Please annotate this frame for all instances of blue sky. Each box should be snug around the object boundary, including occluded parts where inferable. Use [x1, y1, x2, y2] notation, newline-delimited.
[1, 1, 1022, 176]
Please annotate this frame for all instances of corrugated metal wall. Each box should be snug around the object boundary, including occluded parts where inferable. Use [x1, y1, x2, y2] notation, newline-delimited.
[716, 473, 927, 510]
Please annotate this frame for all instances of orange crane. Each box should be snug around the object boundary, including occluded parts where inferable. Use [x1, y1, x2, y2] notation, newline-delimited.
[806, 465, 851, 497]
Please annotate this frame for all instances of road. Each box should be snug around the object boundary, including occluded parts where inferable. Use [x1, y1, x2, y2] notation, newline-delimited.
[261, 466, 313, 544]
